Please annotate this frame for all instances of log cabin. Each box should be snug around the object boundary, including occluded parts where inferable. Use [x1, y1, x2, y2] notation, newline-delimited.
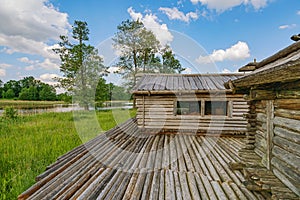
[226, 40, 300, 198]
[132, 73, 249, 135]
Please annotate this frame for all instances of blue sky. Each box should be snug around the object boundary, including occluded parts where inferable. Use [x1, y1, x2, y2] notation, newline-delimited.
[0, 0, 299, 86]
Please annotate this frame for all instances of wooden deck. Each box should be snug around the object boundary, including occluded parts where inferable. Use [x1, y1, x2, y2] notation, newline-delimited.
[18, 119, 294, 199]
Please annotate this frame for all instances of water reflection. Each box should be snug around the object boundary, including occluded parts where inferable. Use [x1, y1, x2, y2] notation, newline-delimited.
[0, 102, 133, 116]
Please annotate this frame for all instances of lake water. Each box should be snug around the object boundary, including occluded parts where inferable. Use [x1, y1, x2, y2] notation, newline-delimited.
[0, 102, 133, 116]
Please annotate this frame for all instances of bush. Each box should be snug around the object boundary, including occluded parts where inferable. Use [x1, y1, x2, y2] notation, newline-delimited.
[3, 107, 18, 120]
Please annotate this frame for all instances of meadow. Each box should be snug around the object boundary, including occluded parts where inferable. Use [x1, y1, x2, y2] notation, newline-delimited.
[0, 109, 136, 200]
[0, 100, 66, 109]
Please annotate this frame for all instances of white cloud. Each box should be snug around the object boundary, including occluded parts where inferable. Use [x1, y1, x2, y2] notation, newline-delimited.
[25, 65, 35, 71]
[0, 0, 69, 60]
[0, 69, 6, 77]
[127, 7, 173, 46]
[19, 57, 59, 71]
[196, 41, 250, 64]
[297, 10, 300, 15]
[221, 68, 238, 73]
[38, 58, 60, 70]
[159, 7, 199, 22]
[279, 24, 297, 30]
[107, 66, 120, 73]
[0, 63, 12, 68]
[38, 73, 62, 87]
[182, 67, 193, 74]
[0, 0, 69, 42]
[18, 57, 38, 64]
[39, 73, 60, 81]
[190, 0, 268, 12]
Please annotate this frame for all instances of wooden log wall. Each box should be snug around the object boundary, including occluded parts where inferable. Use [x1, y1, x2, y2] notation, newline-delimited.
[135, 94, 249, 134]
[272, 98, 300, 196]
[254, 100, 269, 168]
[252, 96, 300, 196]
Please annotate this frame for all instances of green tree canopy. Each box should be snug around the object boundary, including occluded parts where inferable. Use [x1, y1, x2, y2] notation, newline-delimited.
[113, 19, 183, 89]
[53, 20, 108, 110]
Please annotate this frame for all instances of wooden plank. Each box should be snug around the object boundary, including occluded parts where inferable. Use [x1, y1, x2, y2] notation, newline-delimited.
[274, 126, 300, 144]
[110, 172, 133, 200]
[193, 76, 203, 90]
[178, 171, 192, 200]
[96, 170, 125, 199]
[272, 146, 300, 172]
[169, 136, 179, 171]
[173, 171, 183, 200]
[274, 99, 300, 110]
[166, 76, 173, 90]
[140, 171, 154, 200]
[273, 136, 300, 157]
[175, 136, 187, 171]
[182, 76, 192, 90]
[188, 76, 198, 90]
[275, 108, 300, 120]
[229, 182, 248, 200]
[204, 76, 218, 90]
[162, 135, 170, 169]
[186, 172, 201, 200]
[130, 169, 147, 200]
[271, 157, 300, 185]
[148, 170, 160, 200]
[274, 116, 300, 132]
[200, 174, 218, 200]
[158, 170, 165, 200]
[221, 182, 239, 200]
[273, 168, 300, 196]
[266, 100, 274, 170]
[179, 136, 195, 172]
[178, 75, 184, 90]
[194, 137, 221, 181]
[194, 173, 209, 199]
[165, 170, 176, 200]
[154, 136, 164, 169]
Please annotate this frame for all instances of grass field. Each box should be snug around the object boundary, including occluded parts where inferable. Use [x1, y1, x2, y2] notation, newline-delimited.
[0, 99, 66, 109]
[0, 109, 136, 199]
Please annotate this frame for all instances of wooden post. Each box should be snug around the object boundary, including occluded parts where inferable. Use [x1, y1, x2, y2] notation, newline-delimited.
[266, 100, 274, 170]
[142, 96, 145, 128]
[228, 101, 233, 118]
[201, 100, 205, 117]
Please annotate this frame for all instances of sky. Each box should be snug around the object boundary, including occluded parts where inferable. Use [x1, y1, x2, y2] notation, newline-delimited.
[0, 0, 300, 87]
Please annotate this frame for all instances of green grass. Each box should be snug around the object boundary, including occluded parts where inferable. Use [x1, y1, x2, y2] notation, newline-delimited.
[0, 109, 136, 200]
[0, 99, 66, 109]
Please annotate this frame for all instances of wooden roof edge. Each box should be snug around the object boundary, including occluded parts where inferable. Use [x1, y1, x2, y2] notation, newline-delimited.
[230, 59, 300, 89]
[132, 89, 234, 95]
[256, 41, 300, 69]
[135, 72, 246, 77]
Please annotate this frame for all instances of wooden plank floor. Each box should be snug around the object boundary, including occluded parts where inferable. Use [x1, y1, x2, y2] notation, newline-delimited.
[19, 118, 269, 200]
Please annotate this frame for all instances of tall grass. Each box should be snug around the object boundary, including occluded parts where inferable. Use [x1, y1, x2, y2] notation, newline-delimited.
[0, 100, 66, 109]
[0, 109, 136, 200]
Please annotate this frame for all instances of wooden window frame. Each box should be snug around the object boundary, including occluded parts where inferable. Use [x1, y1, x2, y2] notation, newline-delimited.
[176, 101, 201, 115]
[204, 101, 229, 116]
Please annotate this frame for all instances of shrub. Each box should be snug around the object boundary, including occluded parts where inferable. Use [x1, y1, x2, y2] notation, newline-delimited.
[3, 107, 18, 120]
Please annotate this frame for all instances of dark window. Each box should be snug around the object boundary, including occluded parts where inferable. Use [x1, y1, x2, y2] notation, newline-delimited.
[205, 101, 227, 116]
[177, 101, 201, 115]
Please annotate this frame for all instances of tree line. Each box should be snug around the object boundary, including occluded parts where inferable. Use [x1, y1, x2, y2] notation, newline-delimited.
[0, 76, 130, 104]
[0, 77, 57, 101]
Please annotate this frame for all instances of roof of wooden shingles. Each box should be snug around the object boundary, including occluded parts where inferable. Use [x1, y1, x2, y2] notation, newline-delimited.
[132, 74, 244, 94]
[20, 118, 269, 199]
